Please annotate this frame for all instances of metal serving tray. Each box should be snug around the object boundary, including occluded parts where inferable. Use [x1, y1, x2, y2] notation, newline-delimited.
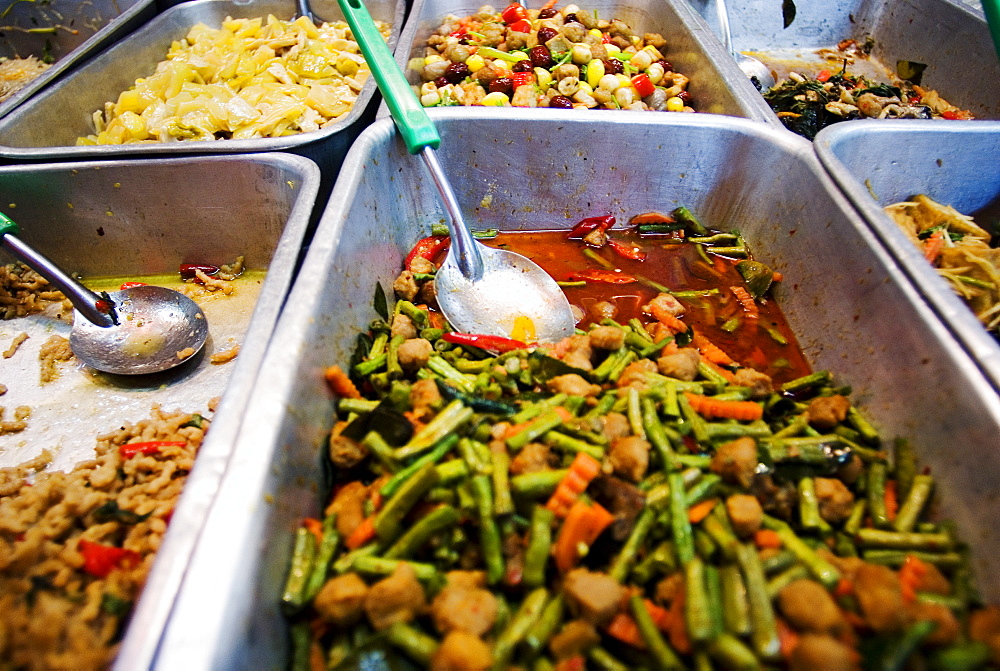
[814, 119, 1000, 392]
[155, 111, 1000, 669]
[0, 152, 320, 670]
[689, 0, 1000, 121]
[382, 0, 776, 121]
[0, 0, 404, 168]
[0, 0, 156, 121]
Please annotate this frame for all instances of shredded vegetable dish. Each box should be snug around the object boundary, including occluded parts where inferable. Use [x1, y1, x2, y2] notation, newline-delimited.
[0, 56, 50, 103]
[885, 194, 1000, 337]
[413, 3, 694, 111]
[77, 15, 389, 145]
[282, 209, 1000, 670]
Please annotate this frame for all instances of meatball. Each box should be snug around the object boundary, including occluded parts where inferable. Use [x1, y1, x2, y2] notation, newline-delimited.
[563, 568, 626, 626]
[732, 367, 774, 399]
[431, 582, 498, 636]
[609, 435, 650, 483]
[509, 442, 555, 475]
[364, 564, 427, 630]
[806, 394, 851, 431]
[397, 338, 433, 372]
[710, 437, 759, 489]
[778, 579, 845, 633]
[725, 494, 763, 538]
[326, 481, 368, 537]
[588, 325, 626, 351]
[547, 373, 601, 397]
[329, 434, 368, 469]
[790, 634, 857, 671]
[854, 563, 907, 634]
[314, 573, 369, 626]
[549, 620, 600, 659]
[814, 477, 854, 524]
[390, 312, 418, 340]
[392, 270, 419, 301]
[616, 358, 657, 390]
[431, 631, 492, 671]
[657, 348, 700, 381]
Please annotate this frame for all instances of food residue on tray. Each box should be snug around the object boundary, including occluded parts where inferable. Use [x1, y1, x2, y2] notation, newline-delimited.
[0, 56, 51, 103]
[281, 208, 1000, 669]
[760, 40, 972, 140]
[885, 194, 1000, 336]
[77, 15, 390, 145]
[414, 3, 694, 111]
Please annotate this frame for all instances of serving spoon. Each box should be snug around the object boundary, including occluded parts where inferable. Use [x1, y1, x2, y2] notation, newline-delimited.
[715, 0, 775, 90]
[338, 0, 575, 344]
[0, 213, 209, 375]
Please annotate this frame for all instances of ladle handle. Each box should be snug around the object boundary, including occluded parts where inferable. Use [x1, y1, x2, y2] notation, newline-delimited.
[339, 0, 439, 155]
[0, 213, 116, 327]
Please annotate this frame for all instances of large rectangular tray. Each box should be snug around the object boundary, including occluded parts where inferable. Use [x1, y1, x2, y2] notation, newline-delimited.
[154, 111, 1000, 668]
[0, 0, 156, 121]
[814, 119, 1000, 392]
[0, 0, 405, 166]
[690, 0, 1000, 121]
[0, 152, 321, 670]
[384, 0, 777, 121]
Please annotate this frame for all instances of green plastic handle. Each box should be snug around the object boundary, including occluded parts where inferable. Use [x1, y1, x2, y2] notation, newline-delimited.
[984, 0, 1000, 65]
[0, 211, 19, 236]
[338, 0, 440, 154]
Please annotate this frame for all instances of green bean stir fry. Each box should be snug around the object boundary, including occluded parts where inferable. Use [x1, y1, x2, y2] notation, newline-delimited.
[282, 209, 1000, 670]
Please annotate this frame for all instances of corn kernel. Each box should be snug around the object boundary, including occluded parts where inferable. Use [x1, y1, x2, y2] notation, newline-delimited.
[534, 67, 553, 91]
[509, 51, 530, 62]
[666, 96, 684, 112]
[481, 91, 510, 106]
[586, 58, 605, 88]
[466, 54, 486, 72]
[604, 44, 621, 56]
[424, 54, 445, 64]
[616, 73, 630, 87]
[492, 59, 511, 71]
[577, 80, 594, 95]
[588, 28, 602, 38]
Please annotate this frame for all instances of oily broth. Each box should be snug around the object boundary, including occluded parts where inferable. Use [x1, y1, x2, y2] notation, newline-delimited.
[485, 230, 812, 385]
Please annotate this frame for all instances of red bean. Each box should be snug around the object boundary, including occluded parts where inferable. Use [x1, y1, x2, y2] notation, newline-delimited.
[529, 45, 553, 68]
[444, 62, 471, 84]
[564, 12, 578, 22]
[490, 77, 513, 94]
[656, 59, 673, 73]
[512, 59, 533, 73]
[538, 7, 557, 18]
[603, 58, 623, 75]
[677, 90, 692, 103]
[434, 76, 450, 88]
[537, 26, 558, 43]
[548, 95, 574, 109]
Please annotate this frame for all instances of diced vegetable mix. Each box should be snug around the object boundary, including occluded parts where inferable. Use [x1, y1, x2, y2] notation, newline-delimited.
[78, 15, 390, 145]
[283, 208, 1000, 670]
[414, 3, 694, 111]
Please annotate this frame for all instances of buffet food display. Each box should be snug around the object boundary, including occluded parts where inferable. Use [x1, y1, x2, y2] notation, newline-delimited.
[0, 0, 997, 667]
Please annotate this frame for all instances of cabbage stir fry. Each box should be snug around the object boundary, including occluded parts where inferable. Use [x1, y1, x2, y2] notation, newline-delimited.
[885, 195, 1000, 336]
[282, 210, 1000, 670]
[78, 15, 389, 145]
[414, 3, 694, 111]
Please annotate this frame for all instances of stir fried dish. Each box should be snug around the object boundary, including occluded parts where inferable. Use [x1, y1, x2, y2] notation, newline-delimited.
[414, 3, 694, 111]
[78, 15, 389, 145]
[0, 56, 50, 103]
[282, 208, 1000, 670]
[885, 194, 1000, 337]
[763, 69, 972, 140]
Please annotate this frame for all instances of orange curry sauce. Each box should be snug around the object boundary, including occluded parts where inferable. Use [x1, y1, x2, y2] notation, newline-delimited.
[484, 228, 812, 386]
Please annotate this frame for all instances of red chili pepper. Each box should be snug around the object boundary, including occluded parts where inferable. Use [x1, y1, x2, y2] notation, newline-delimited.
[602, 32, 611, 44]
[78, 539, 141, 578]
[941, 110, 961, 120]
[500, 2, 527, 23]
[119, 440, 186, 459]
[179, 263, 220, 280]
[449, 28, 468, 38]
[511, 70, 535, 88]
[508, 18, 532, 33]
[442, 331, 528, 353]
[404, 235, 450, 270]
[631, 73, 655, 98]
[569, 269, 638, 284]
[95, 299, 113, 314]
[567, 215, 616, 239]
[607, 238, 647, 261]
[816, 69, 832, 82]
[119, 281, 148, 290]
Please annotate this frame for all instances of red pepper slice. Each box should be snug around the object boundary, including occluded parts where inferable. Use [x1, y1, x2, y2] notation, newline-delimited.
[816, 69, 832, 82]
[449, 28, 468, 39]
[941, 110, 962, 120]
[119, 440, 186, 459]
[95, 299, 113, 314]
[569, 269, 638, 284]
[500, 2, 527, 23]
[442, 331, 528, 353]
[607, 239, 647, 261]
[508, 18, 532, 33]
[78, 539, 141, 578]
[631, 73, 655, 98]
[404, 235, 450, 270]
[179, 263, 220, 280]
[602, 32, 612, 44]
[119, 281, 148, 290]
[511, 70, 535, 89]
[567, 215, 616, 239]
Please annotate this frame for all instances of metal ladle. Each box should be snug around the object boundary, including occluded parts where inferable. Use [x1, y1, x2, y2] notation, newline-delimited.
[716, 0, 775, 90]
[338, 0, 576, 344]
[0, 213, 209, 375]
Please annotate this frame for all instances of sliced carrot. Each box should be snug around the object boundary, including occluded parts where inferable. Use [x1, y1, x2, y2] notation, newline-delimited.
[691, 331, 735, 366]
[754, 528, 783, 549]
[923, 229, 946, 264]
[345, 516, 376, 550]
[553, 500, 614, 572]
[703, 359, 736, 384]
[684, 392, 764, 422]
[606, 612, 646, 648]
[885, 479, 899, 522]
[629, 211, 675, 226]
[772, 271, 784, 282]
[553, 405, 575, 423]
[545, 453, 602, 515]
[776, 617, 800, 659]
[656, 311, 688, 334]
[667, 585, 692, 655]
[554, 656, 586, 671]
[323, 365, 361, 399]
[834, 577, 855, 598]
[303, 517, 324, 545]
[687, 497, 719, 524]
[731, 285, 760, 324]
[899, 554, 930, 603]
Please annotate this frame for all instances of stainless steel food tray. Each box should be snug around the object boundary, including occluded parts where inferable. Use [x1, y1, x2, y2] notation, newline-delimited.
[155, 111, 1000, 669]
[0, 152, 321, 670]
[690, 0, 1000, 121]
[0, 0, 405, 163]
[0, 0, 156, 121]
[815, 119, 1000, 392]
[382, 0, 776, 121]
